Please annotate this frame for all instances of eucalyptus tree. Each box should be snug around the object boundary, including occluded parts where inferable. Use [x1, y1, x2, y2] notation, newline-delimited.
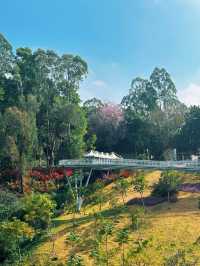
[0, 34, 21, 112]
[0, 33, 16, 81]
[150, 67, 177, 111]
[121, 77, 157, 117]
[32, 50, 88, 166]
[15, 46, 88, 167]
[121, 67, 186, 159]
[83, 97, 103, 115]
[0, 33, 89, 170]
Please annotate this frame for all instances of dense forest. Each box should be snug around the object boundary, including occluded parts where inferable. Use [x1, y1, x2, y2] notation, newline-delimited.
[1, 33, 200, 265]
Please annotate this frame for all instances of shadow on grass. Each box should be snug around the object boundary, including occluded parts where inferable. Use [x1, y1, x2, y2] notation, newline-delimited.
[53, 205, 128, 228]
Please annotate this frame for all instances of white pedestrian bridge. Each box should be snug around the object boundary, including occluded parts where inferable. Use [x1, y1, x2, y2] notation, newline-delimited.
[58, 158, 200, 172]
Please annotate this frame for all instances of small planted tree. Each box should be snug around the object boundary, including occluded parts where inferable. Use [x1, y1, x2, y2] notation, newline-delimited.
[115, 178, 129, 205]
[96, 193, 107, 211]
[127, 237, 152, 265]
[152, 171, 181, 202]
[66, 232, 84, 266]
[93, 212, 103, 232]
[116, 228, 129, 266]
[133, 173, 147, 208]
[67, 254, 84, 266]
[98, 221, 114, 266]
[129, 207, 145, 230]
[67, 232, 81, 250]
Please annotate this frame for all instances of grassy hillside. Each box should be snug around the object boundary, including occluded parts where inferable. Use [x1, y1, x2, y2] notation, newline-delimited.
[30, 171, 200, 265]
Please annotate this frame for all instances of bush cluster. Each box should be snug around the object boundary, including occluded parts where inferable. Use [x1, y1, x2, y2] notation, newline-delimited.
[152, 171, 181, 199]
[0, 192, 55, 264]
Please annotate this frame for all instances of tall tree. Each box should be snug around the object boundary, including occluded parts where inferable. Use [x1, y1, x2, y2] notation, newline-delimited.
[0, 33, 14, 77]
[121, 77, 157, 117]
[0, 34, 21, 111]
[16, 48, 88, 166]
[150, 67, 177, 111]
[175, 106, 200, 154]
[0, 107, 37, 192]
[121, 68, 186, 159]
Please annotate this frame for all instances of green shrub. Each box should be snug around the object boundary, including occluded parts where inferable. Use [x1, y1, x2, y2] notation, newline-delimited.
[0, 219, 34, 263]
[0, 191, 21, 221]
[52, 188, 73, 210]
[67, 254, 84, 266]
[152, 171, 181, 199]
[20, 193, 56, 230]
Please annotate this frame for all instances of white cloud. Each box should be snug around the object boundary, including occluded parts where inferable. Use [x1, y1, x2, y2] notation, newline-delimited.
[80, 78, 112, 102]
[178, 83, 200, 106]
[92, 79, 107, 87]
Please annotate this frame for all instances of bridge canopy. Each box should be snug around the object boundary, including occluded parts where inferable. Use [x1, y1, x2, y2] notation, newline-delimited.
[84, 150, 122, 160]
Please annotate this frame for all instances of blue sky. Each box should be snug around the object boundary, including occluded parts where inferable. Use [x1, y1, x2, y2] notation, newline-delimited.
[1, 0, 200, 105]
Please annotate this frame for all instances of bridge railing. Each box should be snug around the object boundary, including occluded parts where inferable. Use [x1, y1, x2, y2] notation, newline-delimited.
[58, 158, 200, 170]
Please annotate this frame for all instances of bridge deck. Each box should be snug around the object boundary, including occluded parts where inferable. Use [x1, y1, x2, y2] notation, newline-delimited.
[58, 158, 200, 172]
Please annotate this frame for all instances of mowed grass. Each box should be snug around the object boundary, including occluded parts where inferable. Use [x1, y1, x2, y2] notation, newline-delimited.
[33, 171, 200, 265]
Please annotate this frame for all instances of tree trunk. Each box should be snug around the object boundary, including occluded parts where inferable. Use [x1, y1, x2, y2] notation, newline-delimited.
[19, 172, 24, 193]
[77, 196, 83, 212]
[106, 236, 109, 266]
[167, 191, 170, 202]
[18, 242, 22, 263]
[122, 193, 125, 205]
[140, 193, 145, 209]
[122, 243, 125, 266]
[85, 168, 93, 187]
[19, 153, 25, 193]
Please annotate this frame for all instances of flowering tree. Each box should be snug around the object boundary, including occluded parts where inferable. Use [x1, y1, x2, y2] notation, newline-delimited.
[99, 103, 123, 127]
[86, 102, 124, 152]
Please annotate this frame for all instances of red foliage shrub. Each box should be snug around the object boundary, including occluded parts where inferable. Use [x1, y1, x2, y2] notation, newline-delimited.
[30, 168, 73, 182]
[65, 168, 73, 177]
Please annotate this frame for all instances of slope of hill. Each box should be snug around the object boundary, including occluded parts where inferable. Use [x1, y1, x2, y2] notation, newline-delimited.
[30, 171, 200, 265]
